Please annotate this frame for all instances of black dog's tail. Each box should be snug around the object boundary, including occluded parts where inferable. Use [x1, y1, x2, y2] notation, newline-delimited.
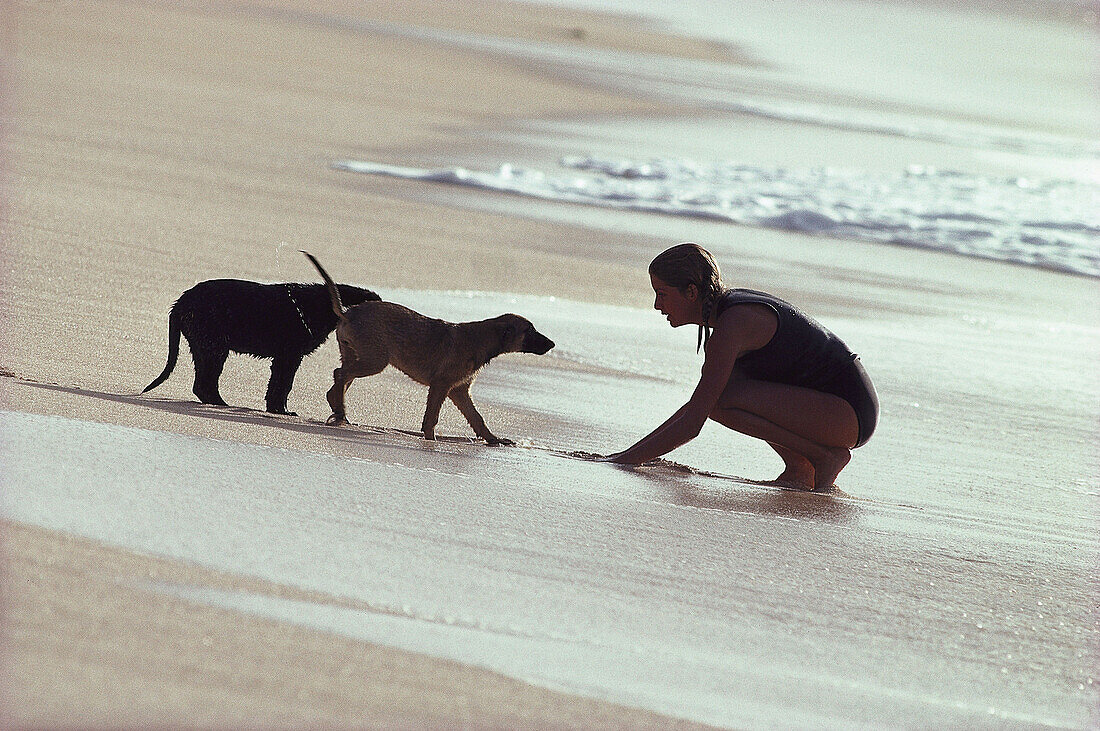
[300, 250, 345, 319]
[142, 307, 181, 393]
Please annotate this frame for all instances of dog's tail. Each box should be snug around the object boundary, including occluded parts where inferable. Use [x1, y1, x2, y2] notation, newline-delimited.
[300, 250, 346, 318]
[142, 307, 181, 393]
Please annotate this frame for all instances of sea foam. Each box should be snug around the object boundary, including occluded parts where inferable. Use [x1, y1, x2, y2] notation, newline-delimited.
[334, 157, 1100, 278]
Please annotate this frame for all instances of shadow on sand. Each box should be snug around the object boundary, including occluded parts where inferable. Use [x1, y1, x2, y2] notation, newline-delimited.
[552, 450, 861, 524]
[8, 376, 860, 524]
[9, 377, 483, 455]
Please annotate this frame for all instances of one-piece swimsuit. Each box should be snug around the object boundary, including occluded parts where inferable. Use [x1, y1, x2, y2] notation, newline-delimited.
[714, 289, 879, 447]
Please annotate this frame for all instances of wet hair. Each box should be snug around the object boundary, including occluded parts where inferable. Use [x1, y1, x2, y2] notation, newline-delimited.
[648, 242, 725, 352]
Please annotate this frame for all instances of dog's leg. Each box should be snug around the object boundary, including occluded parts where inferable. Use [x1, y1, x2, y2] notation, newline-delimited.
[191, 344, 229, 406]
[266, 353, 303, 415]
[325, 367, 354, 425]
[326, 337, 388, 426]
[448, 383, 512, 446]
[421, 384, 450, 440]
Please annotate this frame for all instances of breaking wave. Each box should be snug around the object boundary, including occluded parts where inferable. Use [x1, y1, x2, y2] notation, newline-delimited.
[334, 156, 1100, 278]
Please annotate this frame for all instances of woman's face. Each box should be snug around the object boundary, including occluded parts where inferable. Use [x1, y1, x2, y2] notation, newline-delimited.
[651, 274, 699, 328]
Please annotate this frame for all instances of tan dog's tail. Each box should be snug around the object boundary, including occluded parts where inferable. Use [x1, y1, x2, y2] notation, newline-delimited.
[301, 250, 345, 318]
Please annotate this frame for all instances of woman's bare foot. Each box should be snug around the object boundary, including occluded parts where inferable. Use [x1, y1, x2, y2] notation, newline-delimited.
[811, 447, 851, 490]
[773, 464, 815, 490]
[767, 444, 816, 490]
[772, 474, 814, 490]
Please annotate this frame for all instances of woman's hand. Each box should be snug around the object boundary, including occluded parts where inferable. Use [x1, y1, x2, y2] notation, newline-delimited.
[567, 450, 635, 464]
[596, 451, 643, 465]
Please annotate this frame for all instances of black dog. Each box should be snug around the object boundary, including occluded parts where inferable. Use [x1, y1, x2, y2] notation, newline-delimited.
[143, 278, 380, 414]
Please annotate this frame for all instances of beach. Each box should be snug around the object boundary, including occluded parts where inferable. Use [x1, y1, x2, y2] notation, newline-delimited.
[2, 0, 1098, 727]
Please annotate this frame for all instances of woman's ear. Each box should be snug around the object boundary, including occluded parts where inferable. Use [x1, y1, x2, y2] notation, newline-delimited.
[685, 283, 699, 301]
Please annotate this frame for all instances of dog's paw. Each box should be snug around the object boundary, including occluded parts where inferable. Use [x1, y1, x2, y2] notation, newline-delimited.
[326, 414, 348, 426]
[487, 437, 515, 447]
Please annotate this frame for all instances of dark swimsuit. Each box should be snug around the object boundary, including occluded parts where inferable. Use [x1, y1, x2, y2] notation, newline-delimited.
[714, 289, 879, 447]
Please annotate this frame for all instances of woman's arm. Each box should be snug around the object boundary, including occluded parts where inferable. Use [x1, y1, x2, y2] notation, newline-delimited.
[602, 319, 744, 465]
[599, 402, 694, 464]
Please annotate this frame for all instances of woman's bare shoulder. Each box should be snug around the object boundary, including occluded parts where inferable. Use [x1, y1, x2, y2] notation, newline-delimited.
[713, 302, 777, 350]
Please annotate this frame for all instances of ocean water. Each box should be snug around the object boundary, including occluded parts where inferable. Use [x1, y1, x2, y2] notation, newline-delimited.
[318, 0, 1098, 277]
[334, 157, 1100, 277]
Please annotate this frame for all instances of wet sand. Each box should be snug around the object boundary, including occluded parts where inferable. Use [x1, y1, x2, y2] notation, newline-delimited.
[4, 520, 714, 728]
[3, 0, 1098, 727]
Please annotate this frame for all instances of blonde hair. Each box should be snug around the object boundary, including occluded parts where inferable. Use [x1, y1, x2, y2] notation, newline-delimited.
[648, 242, 724, 352]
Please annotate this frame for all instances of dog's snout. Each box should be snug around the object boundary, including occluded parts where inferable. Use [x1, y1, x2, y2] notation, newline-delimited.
[524, 330, 555, 355]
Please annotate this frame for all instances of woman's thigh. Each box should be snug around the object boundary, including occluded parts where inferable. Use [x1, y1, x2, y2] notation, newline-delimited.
[715, 375, 859, 449]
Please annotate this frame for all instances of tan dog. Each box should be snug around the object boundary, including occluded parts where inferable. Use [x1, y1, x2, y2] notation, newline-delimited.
[302, 251, 555, 445]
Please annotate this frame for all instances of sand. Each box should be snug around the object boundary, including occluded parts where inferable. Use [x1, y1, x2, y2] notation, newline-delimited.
[0, 0, 738, 725]
[4, 520, 713, 728]
[2, 0, 1098, 727]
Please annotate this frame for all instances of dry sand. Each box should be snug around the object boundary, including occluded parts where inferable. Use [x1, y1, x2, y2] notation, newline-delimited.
[0, 0, 742, 725]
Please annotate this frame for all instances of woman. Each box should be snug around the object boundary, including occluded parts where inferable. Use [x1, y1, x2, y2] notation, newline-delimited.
[601, 243, 878, 490]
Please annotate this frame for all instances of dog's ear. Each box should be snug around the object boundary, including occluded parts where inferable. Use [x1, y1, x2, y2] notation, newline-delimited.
[499, 324, 520, 356]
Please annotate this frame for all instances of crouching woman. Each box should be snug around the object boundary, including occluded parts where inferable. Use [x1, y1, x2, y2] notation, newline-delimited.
[600, 243, 878, 490]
